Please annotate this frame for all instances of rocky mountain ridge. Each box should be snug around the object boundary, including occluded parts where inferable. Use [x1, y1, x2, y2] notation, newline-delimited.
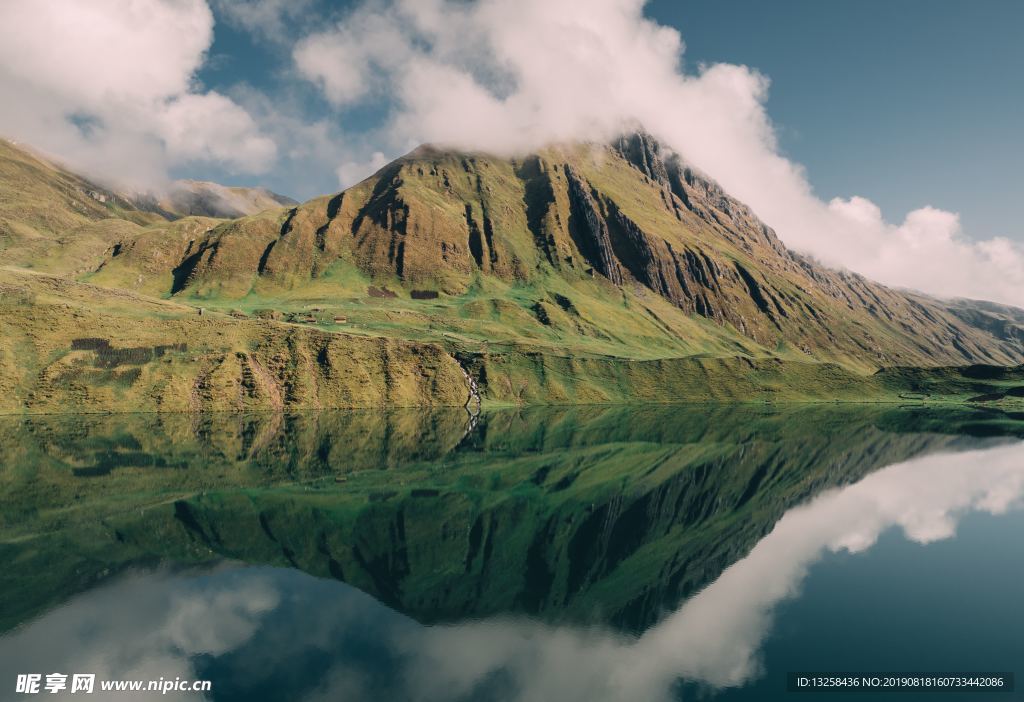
[92, 131, 1024, 370]
[3, 133, 1024, 413]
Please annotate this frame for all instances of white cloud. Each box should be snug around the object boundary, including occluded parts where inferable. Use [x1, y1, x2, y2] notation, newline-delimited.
[294, 8, 413, 106]
[219, 83, 355, 199]
[337, 151, 389, 188]
[213, 0, 316, 42]
[0, 566, 278, 701]
[0, 0, 209, 106]
[293, 0, 1024, 306]
[155, 92, 276, 172]
[0, 0, 276, 188]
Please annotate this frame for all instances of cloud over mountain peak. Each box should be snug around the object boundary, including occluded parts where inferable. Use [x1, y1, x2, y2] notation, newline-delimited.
[1, 0, 1021, 304]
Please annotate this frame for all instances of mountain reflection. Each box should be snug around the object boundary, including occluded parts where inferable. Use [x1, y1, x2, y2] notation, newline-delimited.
[1, 406, 1023, 701]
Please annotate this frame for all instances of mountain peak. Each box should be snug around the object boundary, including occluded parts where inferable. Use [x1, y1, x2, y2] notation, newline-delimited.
[4, 133, 1024, 414]
[80, 134, 1024, 371]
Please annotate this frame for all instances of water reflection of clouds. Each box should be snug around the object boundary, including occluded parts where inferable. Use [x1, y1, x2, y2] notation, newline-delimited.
[1, 567, 278, 701]
[3, 443, 1024, 702]
[623, 440, 1024, 692]
[384, 442, 1024, 700]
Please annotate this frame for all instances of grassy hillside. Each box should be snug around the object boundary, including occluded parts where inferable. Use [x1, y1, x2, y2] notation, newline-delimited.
[2, 135, 1024, 412]
[2, 267, 1024, 413]
[0, 139, 291, 278]
[0, 139, 166, 275]
[0, 268, 470, 413]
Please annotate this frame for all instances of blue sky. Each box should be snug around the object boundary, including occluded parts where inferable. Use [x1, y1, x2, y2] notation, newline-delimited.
[649, 0, 1024, 245]
[192, 0, 1023, 246]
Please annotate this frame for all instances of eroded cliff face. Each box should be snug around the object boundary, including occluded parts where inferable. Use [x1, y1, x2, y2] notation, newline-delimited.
[599, 133, 1024, 366]
[90, 133, 1024, 370]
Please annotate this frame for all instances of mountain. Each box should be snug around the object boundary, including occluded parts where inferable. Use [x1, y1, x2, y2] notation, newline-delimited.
[0, 138, 165, 275]
[0, 139, 294, 276]
[132, 179, 298, 219]
[91, 131, 1024, 370]
[1, 132, 1024, 412]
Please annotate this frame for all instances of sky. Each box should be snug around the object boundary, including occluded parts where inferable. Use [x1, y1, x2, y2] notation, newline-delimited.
[651, 0, 1024, 248]
[0, 0, 1022, 304]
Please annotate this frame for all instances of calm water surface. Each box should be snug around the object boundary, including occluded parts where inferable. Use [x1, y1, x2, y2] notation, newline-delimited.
[1, 405, 1023, 701]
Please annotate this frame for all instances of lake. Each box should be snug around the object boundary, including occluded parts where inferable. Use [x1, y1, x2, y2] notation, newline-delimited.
[1, 405, 1023, 701]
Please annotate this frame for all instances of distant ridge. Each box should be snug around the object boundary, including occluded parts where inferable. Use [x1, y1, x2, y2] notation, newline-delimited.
[133, 179, 298, 220]
[0, 137, 296, 275]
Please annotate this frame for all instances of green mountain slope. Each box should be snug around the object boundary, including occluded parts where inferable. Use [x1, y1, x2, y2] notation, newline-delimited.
[4, 261, 1024, 414]
[0, 139, 295, 276]
[89, 133, 1024, 371]
[0, 139, 166, 275]
[2, 134, 1024, 412]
